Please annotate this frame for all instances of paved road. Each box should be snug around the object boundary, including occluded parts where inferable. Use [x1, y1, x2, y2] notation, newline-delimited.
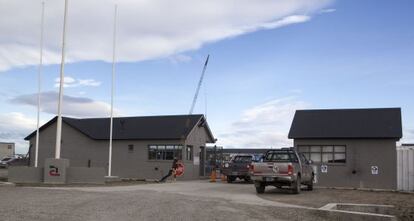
[0, 169, 7, 178]
[0, 181, 328, 221]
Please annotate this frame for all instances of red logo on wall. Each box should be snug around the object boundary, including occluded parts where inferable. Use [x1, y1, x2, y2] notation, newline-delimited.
[49, 165, 61, 176]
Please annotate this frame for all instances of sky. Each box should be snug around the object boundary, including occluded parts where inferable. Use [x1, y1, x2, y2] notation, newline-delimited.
[0, 0, 413, 154]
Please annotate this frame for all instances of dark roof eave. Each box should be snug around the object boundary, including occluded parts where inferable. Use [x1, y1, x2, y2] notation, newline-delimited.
[25, 115, 213, 142]
[93, 138, 184, 141]
[288, 108, 403, 139]
[24, 116, 58, 140]
[290, 136, 402, 140]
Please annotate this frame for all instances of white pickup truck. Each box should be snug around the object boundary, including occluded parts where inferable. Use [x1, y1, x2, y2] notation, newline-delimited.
[250, 148, 314, 194]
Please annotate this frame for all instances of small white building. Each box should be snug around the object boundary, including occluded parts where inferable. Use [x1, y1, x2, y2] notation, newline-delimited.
[0, 142, 15, 160]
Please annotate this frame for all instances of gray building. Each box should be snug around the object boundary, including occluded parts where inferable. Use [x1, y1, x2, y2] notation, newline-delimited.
[25, 114, 215, 180]
[288, 108, 402, 190]
[0, 142, 15, 159]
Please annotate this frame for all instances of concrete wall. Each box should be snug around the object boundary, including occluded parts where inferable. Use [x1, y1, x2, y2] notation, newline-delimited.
[0, 143, 15, 159]
[294, 139, 397, 189]
[29, 120, 212, 180]
[185, 122, 212, 177]
[67, 167, 105, 184]
[8, 166, 43, 183]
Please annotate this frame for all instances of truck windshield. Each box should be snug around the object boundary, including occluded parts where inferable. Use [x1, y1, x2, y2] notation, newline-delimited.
[233, 156, 252, 163]
[264, 151, 298, 162]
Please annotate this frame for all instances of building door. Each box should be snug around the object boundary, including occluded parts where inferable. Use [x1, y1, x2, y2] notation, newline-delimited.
[199, 146, 205, 176]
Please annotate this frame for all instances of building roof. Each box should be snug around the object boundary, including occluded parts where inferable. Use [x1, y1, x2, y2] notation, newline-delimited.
[401, 143, 414, 147]
[288, 108, 402, 139]
[25, 114, 215, 142]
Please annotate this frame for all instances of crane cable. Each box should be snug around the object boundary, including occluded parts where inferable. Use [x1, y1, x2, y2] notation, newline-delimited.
[189, 54, 209, 115]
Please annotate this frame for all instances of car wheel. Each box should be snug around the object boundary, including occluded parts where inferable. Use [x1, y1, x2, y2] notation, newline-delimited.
[227, 176, 235, 183]
[291, 175, 301, 194]
[307, 175, 314, 191]
[255, 182, 265, 194]
[244, 176, 251, 182]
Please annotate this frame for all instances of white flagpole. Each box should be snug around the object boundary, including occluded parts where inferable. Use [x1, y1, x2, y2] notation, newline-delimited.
[108, 4, 118, 177]
[35, 1, 45, 167]
[55, 0, 68, 159]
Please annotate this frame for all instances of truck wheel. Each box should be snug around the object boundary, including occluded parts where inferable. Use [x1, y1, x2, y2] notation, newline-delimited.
[227, 176, 235, 183]
[292, 175, 301, 194]
[244, 176, 251, 182]
[307, 175, 314, 191]
[255, 182, 265, 194]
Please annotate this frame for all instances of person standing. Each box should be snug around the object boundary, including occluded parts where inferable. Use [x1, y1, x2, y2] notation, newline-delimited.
[159, 158, 178, 182]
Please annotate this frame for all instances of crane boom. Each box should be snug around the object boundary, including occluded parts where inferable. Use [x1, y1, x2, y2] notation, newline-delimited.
[189, 54, 209, 115]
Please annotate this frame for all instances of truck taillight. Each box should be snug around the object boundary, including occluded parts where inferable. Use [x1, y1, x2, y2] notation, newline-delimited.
[249, 164, 254, 172]
[288, 164, 293, 175]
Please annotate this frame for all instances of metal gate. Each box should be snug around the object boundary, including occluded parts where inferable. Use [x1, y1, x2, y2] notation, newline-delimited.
[397, 146, 414, 191]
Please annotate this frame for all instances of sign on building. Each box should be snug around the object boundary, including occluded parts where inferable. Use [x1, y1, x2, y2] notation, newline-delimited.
[371, 166, 379, 175]
[321, 164, 328, 173]
[193, 156, 200, 165]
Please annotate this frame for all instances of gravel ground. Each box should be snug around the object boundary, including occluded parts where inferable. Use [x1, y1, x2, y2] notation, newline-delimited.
[0, 168, 7, 181]
[0, 180, 412, 221]
[0, 181, 334, 221]
[259, 186, 414, 221]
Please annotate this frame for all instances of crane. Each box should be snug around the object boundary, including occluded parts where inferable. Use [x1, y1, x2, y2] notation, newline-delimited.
[189, 54, 210, 115]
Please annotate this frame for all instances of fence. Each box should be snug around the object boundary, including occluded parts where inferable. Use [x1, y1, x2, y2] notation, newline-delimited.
[397, 147, 414, 191]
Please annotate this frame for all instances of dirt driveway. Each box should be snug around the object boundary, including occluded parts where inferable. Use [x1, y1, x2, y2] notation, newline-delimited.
[259, 186, 414, 221]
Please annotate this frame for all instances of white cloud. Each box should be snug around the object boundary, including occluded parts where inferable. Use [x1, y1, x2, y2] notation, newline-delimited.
[259, 15, 311, 29]
[168, 54, 192, 64]
[10, 91, 118, 118]
[319, 8, 336, 14]
[401, 128, 414, 144]
[54, 76, 101, 88]
[216, 97, 310, 148]
[0, 112, 38, 154]
[0, 0, 332, 72]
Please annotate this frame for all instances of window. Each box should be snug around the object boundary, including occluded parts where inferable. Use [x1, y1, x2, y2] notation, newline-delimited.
[233, 156, 253, 163]
[298, 145, 346, 164]
[128, 144, 134, 153]
[148, 145, 182, 160]
[186, 145, 193, 161]
[7, 145, 12, 149]
[264, 151, 298, 162]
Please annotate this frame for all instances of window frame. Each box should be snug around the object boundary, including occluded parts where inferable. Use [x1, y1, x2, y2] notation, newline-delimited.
[148, 144, 183, 161]
[185, 145, 193, 161]
[297, 145, 347, 165]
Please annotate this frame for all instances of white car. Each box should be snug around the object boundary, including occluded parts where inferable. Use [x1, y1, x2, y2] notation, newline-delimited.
[0, 157, 16, 168]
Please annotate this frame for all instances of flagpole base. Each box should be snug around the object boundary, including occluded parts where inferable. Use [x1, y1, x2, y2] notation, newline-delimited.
[105, 175, 120, 183]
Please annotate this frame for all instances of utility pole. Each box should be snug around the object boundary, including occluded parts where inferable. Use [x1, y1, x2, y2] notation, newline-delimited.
[35, 1, 45, 167]
[55, 0, 68, 159]
[108, 4, 118, 177]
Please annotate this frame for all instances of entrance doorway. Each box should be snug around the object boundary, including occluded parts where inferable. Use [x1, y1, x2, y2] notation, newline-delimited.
[199, 146, 205, 176]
